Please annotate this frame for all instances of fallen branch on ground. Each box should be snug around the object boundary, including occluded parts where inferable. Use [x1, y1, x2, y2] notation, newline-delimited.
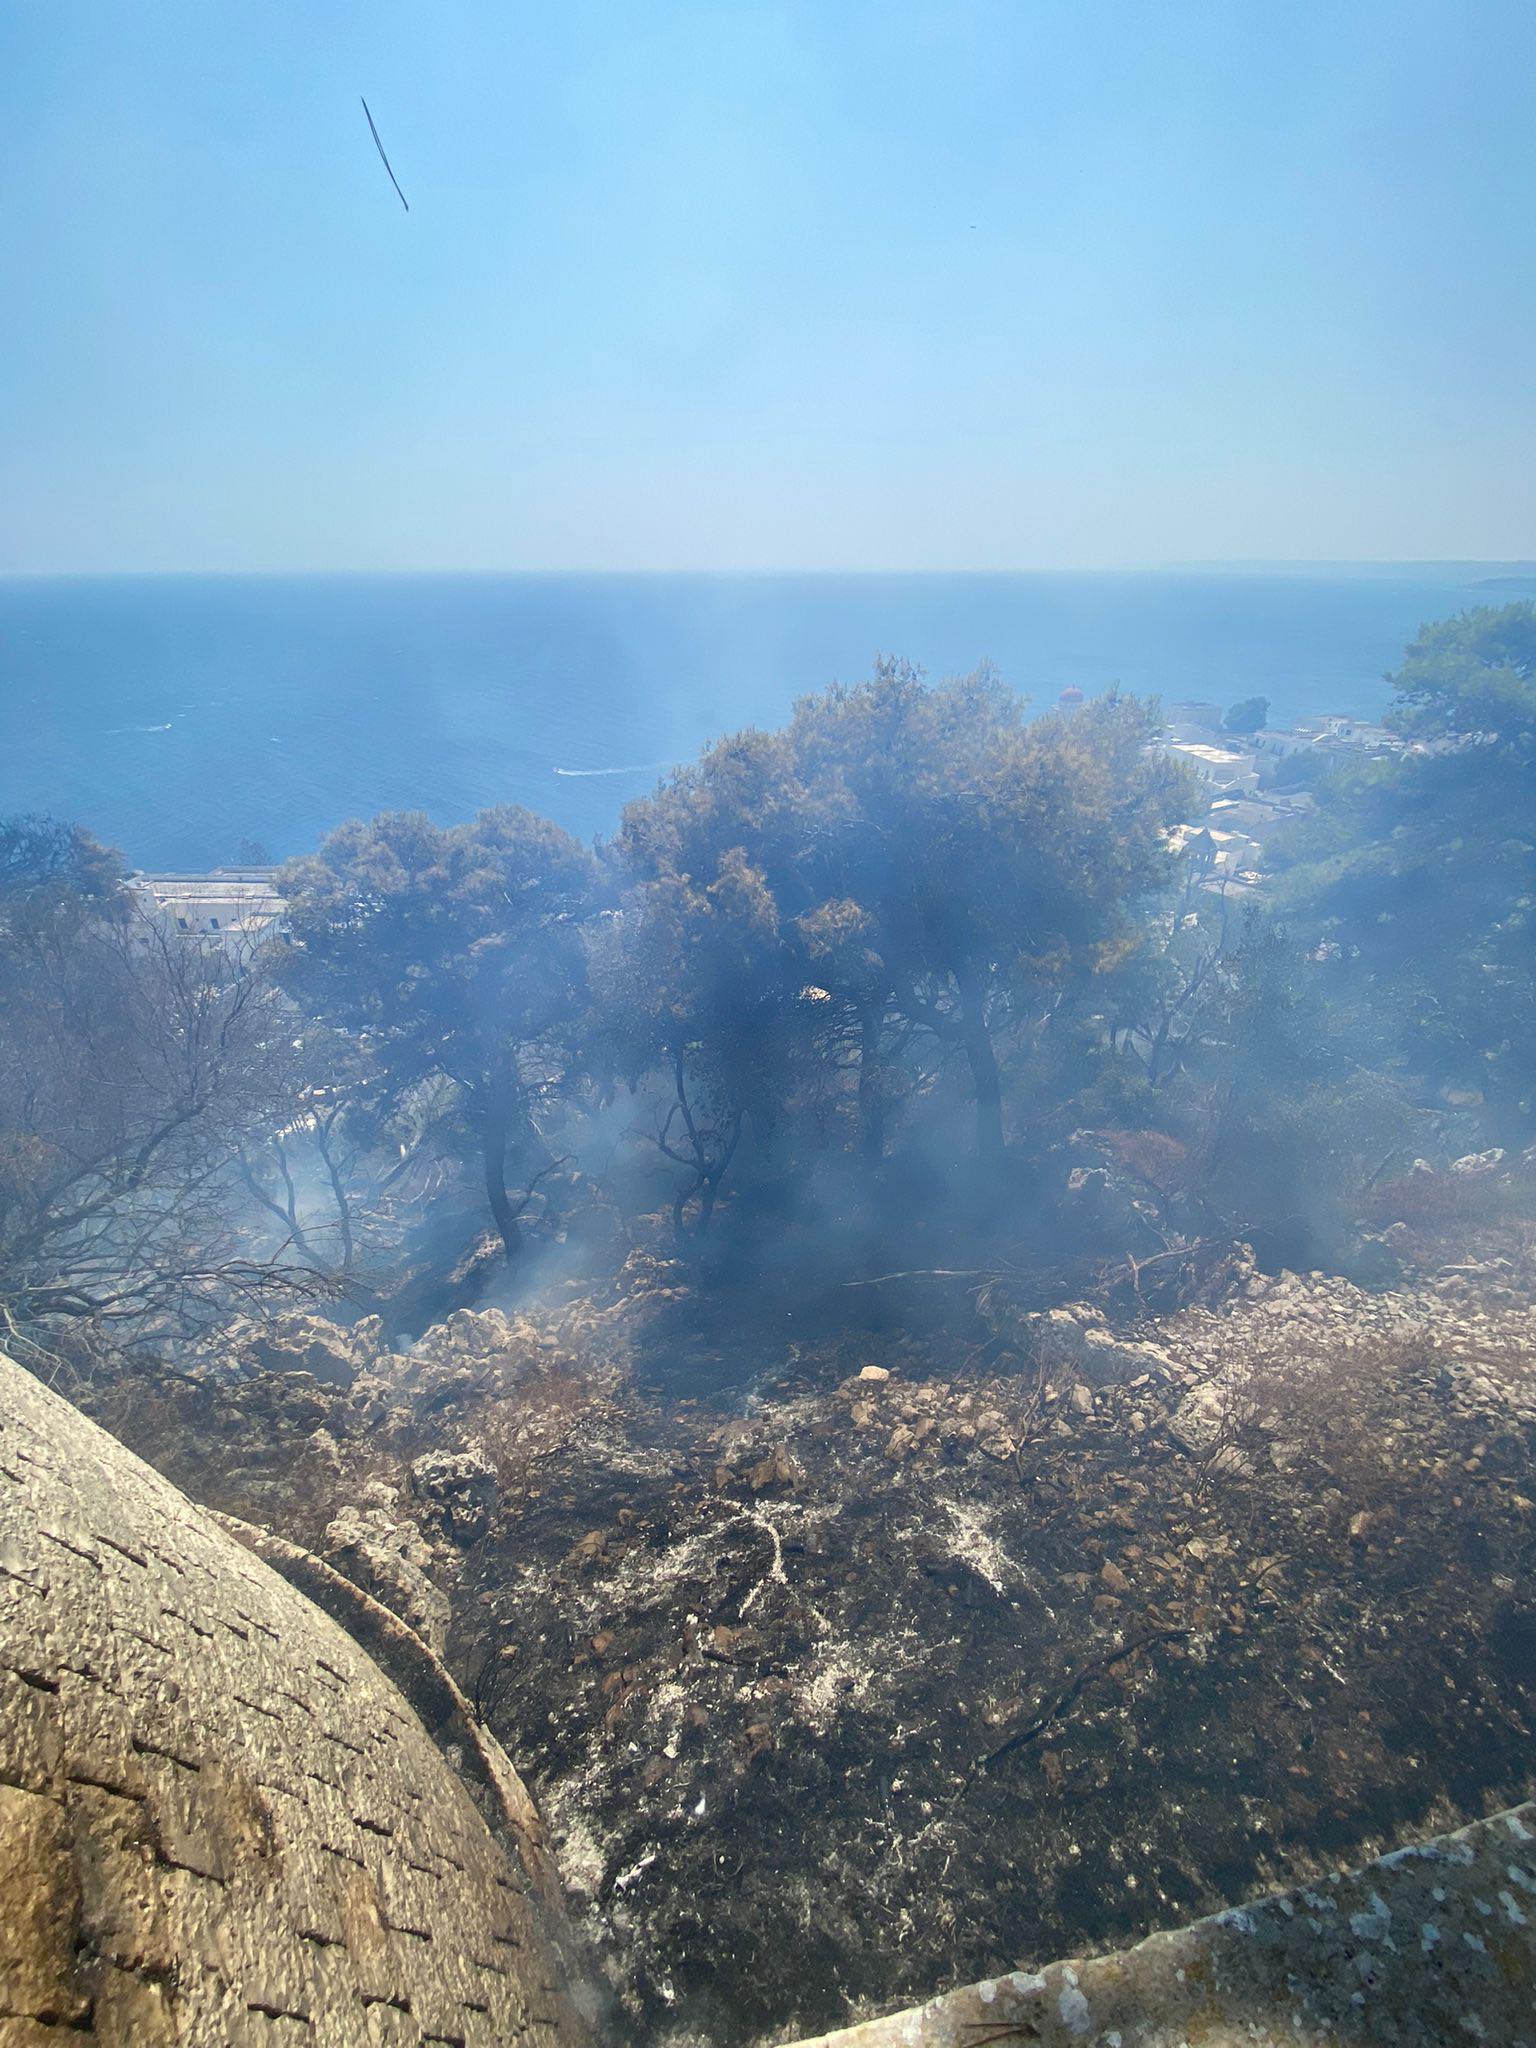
[973, 1625, 1192, 1776]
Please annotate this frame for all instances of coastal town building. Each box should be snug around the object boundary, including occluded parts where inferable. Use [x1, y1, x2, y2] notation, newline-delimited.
[1167, 820, 1264, 891]
[1152, 708, 1346, 895]
[131, 864, 286, 946]
[1244, 725, 1315, 760]
[1156, 706, 1404, 785]
[1160, 739, 1260, 792]
[1163, 698, 1225, 729]
[1246, 713, 1402, 762]
[1313, 712, 1398, 746]
[1206, 789, 1315, 836]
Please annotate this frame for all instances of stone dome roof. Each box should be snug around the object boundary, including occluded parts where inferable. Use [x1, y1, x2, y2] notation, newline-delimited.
[0, 1348, 598, 2047]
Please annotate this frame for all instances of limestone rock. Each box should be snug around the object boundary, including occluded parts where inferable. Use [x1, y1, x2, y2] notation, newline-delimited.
[1028, 1306, 1174, 1387]
[323, 1499, 452, 1655]
[228, 1367, 339, 1435]
[1168, 1378, 1240, 1457]
[1451, 1147, 1506, 1175]
[408, 1306, 554, 1382]
[347, 1309, 572, 1436]
[746, 1444, 802, 1492]
[221, 1310, 383, 1388]
[410, 1446, 499, 1545]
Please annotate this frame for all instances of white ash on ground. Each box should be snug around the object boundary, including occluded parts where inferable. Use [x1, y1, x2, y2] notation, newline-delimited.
[87, 1242, 1536, 2047]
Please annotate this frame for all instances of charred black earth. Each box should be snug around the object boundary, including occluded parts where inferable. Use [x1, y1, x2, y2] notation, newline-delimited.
[94, 1238, 1536, 2047]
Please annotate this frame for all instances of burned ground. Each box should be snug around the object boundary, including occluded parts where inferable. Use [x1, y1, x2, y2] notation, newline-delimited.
[91, 1234, 1536, 2047]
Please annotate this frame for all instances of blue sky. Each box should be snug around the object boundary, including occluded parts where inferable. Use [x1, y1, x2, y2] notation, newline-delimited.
[2, 0, 1532, 572]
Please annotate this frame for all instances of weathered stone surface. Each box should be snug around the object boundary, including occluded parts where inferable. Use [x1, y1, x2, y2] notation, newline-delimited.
[221, 1310, 385, 1388]
[784, 1800, 1536, 2048]
[0, 1780, 87, 2027]
[0, 1348, 598, 2047]
[1026, 1305, 1176, 1387]
[410, 1448, 498, 1546]
[322, 1497, 453, 1656]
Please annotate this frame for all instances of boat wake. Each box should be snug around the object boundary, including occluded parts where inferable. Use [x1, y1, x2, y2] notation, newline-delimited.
[553, 762, 669, 778]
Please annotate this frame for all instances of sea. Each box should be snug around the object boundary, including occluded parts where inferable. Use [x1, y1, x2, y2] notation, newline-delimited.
[1, 567, 1529, 871]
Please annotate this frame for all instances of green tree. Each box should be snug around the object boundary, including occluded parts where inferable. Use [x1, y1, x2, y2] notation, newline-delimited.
[589, 847, 793, 1244]
[1196, 921, 1416, 1262]
[617, 664, 1196, 1169]
[1223, 695, 1269, 734]
[1390, 602, 1536, 749]
[279, 808, 599, 1261]
[0, 814, 124, 926]
[1276, 603, 1536, 1131]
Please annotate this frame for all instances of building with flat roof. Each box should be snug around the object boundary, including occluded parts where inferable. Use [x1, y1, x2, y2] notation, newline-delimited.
[1159, 739, 1260, 791]
[131, 864, 286, 945]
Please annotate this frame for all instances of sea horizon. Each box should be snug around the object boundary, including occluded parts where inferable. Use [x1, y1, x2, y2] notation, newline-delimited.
[5, 558, 1536, 581]
[2, 563, 1528, 871]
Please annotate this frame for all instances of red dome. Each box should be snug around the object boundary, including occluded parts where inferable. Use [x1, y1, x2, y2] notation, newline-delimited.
[1058, 685, 1085, 705]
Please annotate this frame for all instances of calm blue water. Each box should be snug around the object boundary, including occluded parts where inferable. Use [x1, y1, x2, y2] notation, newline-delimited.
[0, 569, 1515, 870]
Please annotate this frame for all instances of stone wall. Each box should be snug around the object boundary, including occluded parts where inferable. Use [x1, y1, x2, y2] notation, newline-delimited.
[783, 1800, 1536, 2048]
[0, 1349, 598, 2047]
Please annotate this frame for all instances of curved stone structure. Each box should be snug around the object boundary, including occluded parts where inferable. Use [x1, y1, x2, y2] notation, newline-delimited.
[786, 1801, 1536, 2048]
[0, 1350, 598, 2047]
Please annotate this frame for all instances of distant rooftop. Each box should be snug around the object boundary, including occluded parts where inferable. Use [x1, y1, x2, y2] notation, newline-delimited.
[130, 866, 285, 939]
[1169, 741, 1248, 765]
[134, 865, 280, 884]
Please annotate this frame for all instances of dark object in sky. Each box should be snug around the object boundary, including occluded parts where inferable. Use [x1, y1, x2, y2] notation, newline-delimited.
[361, 97, 409, 212]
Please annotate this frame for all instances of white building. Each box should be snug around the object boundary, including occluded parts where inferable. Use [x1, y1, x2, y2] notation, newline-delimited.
[131, 866, 286, 947]
[1311, 714, 1399, 750]
[1163, 700, 1225, 730]
[1207, 790, 1315, 836]
[1246, 726, 1316, 760]
[1163, 720, 1231, 745]
[1161, 740, 1261, 792]
[1168, 822, 1265, 891]
[1248, 716, 1400, 761]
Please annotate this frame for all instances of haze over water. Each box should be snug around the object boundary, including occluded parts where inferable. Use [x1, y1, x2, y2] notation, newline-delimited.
[1, 565, 1523, 871]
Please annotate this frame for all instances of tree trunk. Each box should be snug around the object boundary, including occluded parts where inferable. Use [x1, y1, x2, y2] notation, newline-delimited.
[314, 1112, 355, 1272]
[1147, 1007, 1173, 1089]
[480, 1094, 523, 1262]
[237, 1145, 320, 1266]
[857, 1002, 886, 1164]
[954, 965, 1005, 1167]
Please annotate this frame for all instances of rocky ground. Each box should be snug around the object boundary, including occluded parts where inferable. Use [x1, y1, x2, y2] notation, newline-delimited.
[87, 1213, 1536, 2048]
